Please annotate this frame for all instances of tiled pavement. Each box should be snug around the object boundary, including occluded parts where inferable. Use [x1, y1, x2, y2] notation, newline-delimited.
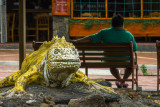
[0, 42, 159, 91]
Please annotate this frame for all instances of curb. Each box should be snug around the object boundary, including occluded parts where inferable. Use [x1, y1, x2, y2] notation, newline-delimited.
[0, 44, 33, 50]
[0, 61, 19, 66]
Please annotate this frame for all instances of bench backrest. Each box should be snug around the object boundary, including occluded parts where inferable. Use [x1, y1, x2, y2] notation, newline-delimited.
[32, 41, 43, 51]
[72, 42, 134, 68]
[33, 41, 134, 68]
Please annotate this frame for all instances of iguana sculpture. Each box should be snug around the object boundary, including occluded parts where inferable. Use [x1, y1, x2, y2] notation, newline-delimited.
[0, 36, 116, 97]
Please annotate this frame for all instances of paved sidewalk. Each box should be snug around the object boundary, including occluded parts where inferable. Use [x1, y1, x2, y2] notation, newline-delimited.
[0, 46, 158, 91]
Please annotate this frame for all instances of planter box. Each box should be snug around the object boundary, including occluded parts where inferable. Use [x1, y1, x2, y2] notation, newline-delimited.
[69, 23, 109, 37]
[69, 23, 160, 37]
[125, 23, 160, 37]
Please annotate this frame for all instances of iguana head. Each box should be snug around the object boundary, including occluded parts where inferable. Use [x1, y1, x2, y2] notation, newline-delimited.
[47, 37, 81, 74]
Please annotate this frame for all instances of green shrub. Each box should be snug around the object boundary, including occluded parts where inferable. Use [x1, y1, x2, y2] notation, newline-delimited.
[140, 64, 148, 76]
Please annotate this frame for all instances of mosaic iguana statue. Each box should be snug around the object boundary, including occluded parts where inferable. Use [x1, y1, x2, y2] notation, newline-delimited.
[0, 36, 117, 97]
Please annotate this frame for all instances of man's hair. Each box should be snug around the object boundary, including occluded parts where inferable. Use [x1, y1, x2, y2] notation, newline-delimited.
[112, 14, 124, 27]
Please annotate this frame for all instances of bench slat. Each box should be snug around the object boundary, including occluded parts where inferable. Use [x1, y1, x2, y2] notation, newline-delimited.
[79, 57, 130, 61]
[81, 62, 131, 67]
[76, 47, 131, 51]
[79, 52, 130, 56]
[73, 43, 131, 46]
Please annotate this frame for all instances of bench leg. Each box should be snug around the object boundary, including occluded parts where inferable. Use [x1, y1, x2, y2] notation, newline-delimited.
[48, 29, 49, 41]
[136, 67, 138, 90]
[132, 68, 134, 90]
[85, 67, 88, 76]
[157, 68, 159, 91]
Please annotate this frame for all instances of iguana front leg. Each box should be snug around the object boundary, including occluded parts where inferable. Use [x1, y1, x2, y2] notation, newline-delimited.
[0, 70, 22, 87]
[0, 66, 42, 97]
[9, 65, 42, 92]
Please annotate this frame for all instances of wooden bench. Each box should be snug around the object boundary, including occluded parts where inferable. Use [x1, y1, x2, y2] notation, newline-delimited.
[32, 41, 138, 89]
[156, 41, 160, 91]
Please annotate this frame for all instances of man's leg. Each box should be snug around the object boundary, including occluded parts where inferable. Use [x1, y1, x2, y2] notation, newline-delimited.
[110, 68, 122, 88]
[121, 67, 132, 86]
[110, 68, 121, 80]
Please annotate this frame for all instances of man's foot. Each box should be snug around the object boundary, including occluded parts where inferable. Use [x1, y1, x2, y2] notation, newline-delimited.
[115, 81, 122, 88]
[123, 83, 129, 88]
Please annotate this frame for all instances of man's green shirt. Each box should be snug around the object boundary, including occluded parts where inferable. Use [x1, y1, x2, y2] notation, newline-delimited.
[90, 27, 137, 51]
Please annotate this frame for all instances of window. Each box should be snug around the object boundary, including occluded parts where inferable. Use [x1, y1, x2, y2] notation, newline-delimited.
[143, 0, 160, 18]
[73, 0, 106, 18]
[108, 0, 141, 18]
[72, 0, 160, 19]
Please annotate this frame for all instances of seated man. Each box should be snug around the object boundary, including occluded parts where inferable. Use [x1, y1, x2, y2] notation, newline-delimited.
[71, 14, 137, 88]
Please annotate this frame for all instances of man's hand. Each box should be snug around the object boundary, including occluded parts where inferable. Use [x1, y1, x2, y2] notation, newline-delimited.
[69, 40, 77, 43]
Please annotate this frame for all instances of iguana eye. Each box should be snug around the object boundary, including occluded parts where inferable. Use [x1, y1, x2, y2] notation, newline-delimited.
[54, 51, 58, 54]
[54, 49, 60, 54]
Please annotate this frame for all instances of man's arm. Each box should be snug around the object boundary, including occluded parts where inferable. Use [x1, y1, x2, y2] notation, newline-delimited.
[131, 36, 137, 51]
[70, 29, 104, 43]
[128, 32, 137, 51]
[70, 36, 91, 43]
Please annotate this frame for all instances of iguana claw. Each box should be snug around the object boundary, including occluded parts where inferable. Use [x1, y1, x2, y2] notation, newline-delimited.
[0, 89, 31, 98]
[0, 90, 16, 98]
[0, 87, 27, 98]
[0, 92, 8, 97]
